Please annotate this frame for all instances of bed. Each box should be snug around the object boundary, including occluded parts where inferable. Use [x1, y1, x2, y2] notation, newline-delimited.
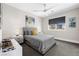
[23, 27, 56, 55]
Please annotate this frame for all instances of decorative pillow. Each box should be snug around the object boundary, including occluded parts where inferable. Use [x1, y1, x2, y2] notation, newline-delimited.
[32, 28, 38, 35]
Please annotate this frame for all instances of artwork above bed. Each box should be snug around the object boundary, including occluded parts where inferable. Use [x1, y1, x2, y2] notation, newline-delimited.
[25, 16, 35, 27]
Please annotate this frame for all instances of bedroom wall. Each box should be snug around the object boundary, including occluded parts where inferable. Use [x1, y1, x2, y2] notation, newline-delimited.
[42, 8, 79, 43]
[2, 4, 42, 39]
[0, 3, 2, 43]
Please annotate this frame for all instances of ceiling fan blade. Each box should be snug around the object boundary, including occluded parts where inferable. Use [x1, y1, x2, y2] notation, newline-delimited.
[33, 4, 54, 12]
[33, 10, 44, 12]
[45, 7, 53, 11]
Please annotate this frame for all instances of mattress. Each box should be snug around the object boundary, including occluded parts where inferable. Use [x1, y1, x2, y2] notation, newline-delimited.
[24, 34, 55, 54]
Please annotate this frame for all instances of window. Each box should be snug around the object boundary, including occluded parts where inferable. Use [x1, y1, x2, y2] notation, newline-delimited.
[48, 16, 65, 30]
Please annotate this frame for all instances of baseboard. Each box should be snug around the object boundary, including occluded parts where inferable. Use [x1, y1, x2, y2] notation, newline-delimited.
[55, 37, 79, 44]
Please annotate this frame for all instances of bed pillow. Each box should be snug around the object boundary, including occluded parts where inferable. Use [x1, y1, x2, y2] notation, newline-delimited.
[32, 28, 38, 35]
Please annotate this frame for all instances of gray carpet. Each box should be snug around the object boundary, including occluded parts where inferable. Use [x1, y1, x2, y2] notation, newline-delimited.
[22, 40, 79, 56]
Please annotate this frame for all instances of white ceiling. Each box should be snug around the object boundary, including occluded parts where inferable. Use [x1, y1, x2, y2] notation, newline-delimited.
[7, 3, 79, 17]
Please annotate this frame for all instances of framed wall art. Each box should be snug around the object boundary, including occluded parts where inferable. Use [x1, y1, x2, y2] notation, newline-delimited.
[25, 16, 35, 26]
[69, 17, 76, 28]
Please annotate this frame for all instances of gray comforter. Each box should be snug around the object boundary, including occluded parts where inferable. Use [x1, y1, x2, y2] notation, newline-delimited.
[24, 34, 55, 54]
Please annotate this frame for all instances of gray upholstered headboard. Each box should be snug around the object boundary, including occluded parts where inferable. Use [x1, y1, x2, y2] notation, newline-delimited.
[23, 27, 34, 35]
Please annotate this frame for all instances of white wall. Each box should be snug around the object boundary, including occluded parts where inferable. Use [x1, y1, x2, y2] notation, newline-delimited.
[2, 4, 42, 39]
[0, 28, 1, 43]
[42, 8, 79, 43]
[0, 2, 1, 42]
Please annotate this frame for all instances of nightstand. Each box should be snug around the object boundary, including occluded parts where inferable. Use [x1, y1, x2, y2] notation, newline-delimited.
[13, 35, 23, 44]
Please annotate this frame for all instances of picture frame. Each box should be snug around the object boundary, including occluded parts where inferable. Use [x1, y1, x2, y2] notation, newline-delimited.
[69, 17, 76, 28]
[25, 16, 35, 26]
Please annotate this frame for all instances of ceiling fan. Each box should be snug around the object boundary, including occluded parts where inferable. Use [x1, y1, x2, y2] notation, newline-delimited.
[33, 4, 53, 12]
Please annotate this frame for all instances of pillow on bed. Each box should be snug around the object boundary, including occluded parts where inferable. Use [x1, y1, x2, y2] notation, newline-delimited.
[32, 28, 38, 35]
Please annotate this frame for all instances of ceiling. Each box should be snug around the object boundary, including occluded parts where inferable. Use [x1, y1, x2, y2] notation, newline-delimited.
[7, 3, 79, 17]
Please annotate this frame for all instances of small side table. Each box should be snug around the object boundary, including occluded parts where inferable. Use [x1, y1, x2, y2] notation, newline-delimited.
[14, 35, 23, 44]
